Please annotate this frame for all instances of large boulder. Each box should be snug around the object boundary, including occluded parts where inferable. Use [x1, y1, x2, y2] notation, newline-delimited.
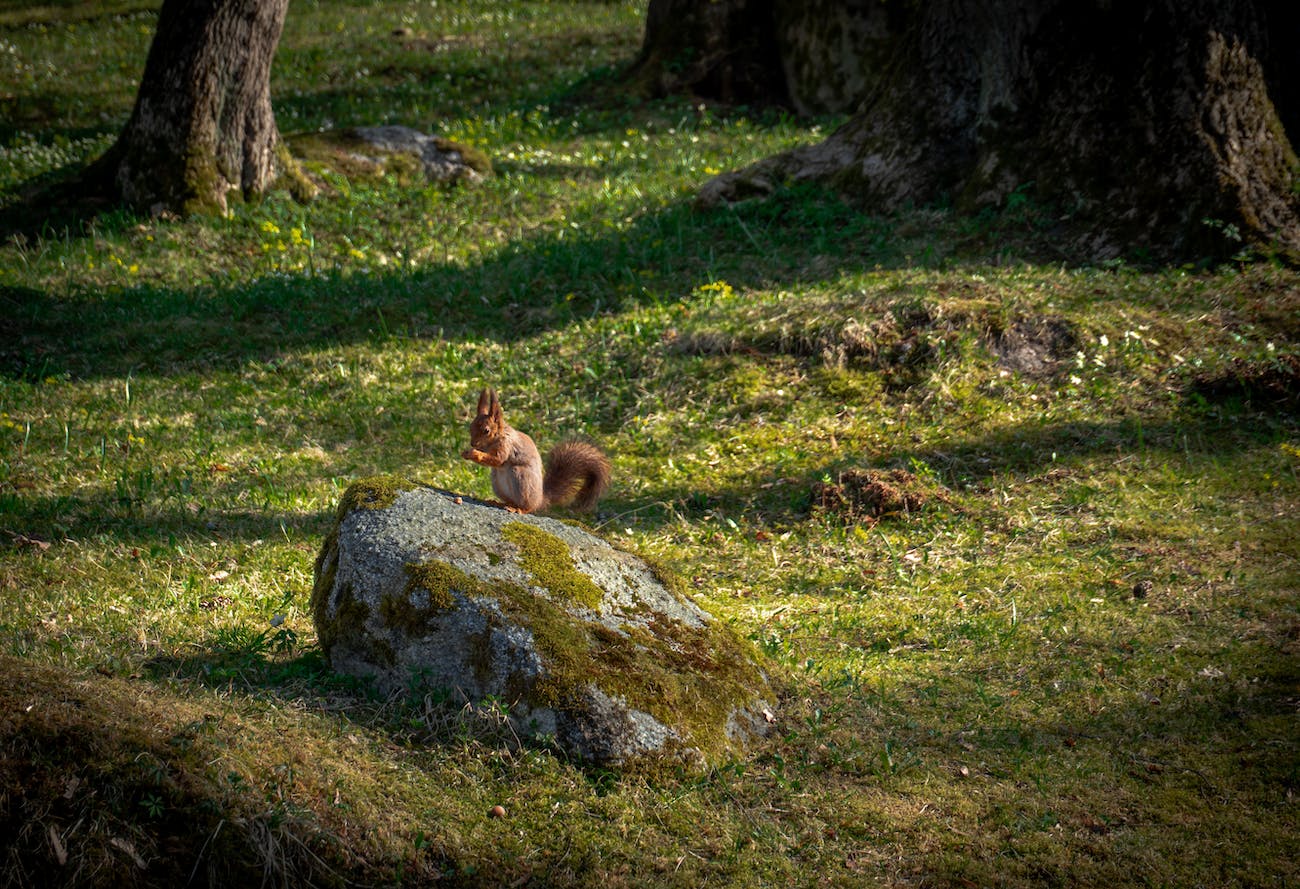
[311, 477, 775, 766]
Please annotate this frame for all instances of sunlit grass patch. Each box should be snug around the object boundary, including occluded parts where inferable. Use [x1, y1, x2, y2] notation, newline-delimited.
[1, 0, 1298, 886]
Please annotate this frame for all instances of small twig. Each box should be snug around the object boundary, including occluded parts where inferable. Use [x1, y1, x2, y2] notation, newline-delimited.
[594, 501, 673, 530]
[2, 529, 51, 551]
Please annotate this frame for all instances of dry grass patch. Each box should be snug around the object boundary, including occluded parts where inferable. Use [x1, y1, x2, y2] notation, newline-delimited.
[811, 468, 953, 525]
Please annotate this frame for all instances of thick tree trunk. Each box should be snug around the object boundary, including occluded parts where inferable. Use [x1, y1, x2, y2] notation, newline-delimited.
[641, 0, 1300, 261]
[89, 0, 307, 215]
[625, 0, 789, 105]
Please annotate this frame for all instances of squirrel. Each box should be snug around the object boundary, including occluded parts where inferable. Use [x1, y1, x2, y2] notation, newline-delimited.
[461, 387, 610, 514]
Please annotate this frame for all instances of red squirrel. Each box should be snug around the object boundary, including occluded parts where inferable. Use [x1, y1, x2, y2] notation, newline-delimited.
[461, 387, 610, 514]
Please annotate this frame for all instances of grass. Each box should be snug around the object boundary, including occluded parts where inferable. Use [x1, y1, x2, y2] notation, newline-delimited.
[2, 0, 1298, 885]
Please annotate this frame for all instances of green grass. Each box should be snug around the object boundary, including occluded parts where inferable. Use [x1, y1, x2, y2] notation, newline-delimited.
[2, 1, 1298, 886]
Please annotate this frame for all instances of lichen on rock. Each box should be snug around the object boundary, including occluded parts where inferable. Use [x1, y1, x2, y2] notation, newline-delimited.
[310, 478, 775, 765]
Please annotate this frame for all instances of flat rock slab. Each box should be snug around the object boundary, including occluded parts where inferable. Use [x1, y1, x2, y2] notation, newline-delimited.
[312, 477, 774, 766]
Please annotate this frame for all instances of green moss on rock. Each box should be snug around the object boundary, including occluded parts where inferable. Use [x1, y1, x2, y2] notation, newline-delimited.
[402, 561, 461, 611]
[335, 475, 417, 521]
[633, 550, 691, 603]
[286, 131, 393, 183]
[311, 482, 771, 761]
[310, 527, 341, 646]
[400, 549, 767, 759]
[434, 136, 492, 175]
[502, 523, 605, 610]
[380, 561, 463, 634]
[313, 476, 419, 656]
[315, 579, 373, 653]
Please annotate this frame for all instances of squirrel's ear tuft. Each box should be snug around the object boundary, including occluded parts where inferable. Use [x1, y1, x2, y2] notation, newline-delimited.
[489, 389, 502, 417]
[476, 387, 494, 415]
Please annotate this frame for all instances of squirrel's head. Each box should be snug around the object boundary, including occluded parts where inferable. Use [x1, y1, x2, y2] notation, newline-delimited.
[469, 387, 504, 441]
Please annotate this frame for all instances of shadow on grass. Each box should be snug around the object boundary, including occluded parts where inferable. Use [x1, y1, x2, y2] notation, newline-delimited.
[829, 649, 1300, 887]
[0, 652, 365, 888]
[1, 181, 1096, 385]
[620, 401, 1298, 533]
[140, 640, 616, 794]
[0, 486, 333, 549]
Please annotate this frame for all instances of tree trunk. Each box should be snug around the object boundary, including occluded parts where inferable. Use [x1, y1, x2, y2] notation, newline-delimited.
[641, 0, 1300, 261]
[89, 0, 309, 216]
[624, 0, 789, 105]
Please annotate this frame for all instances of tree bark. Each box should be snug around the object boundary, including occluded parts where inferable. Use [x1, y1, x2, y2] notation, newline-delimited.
[89, 0, 309, 216]
[625, 0, 789, 105]
[640, 0, 1300, 261]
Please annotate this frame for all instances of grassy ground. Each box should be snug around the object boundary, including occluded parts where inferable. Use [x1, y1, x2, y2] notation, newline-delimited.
[2, 1, 1298, 886]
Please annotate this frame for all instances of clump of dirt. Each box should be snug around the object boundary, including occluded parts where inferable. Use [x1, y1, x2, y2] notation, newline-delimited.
[1189, 354, 1300, 410]
[823, 308, 960, 383]
[985, 316, 1080, 375]
[811, 469, 952, 524]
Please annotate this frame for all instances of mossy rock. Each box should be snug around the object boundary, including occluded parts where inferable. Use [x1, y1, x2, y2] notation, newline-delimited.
[286, 125, 491, 188]
[311, 478, 775, 766]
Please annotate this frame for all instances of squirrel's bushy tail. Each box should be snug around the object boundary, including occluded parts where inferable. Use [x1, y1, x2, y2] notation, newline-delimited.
[543, 440, 610, 511]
